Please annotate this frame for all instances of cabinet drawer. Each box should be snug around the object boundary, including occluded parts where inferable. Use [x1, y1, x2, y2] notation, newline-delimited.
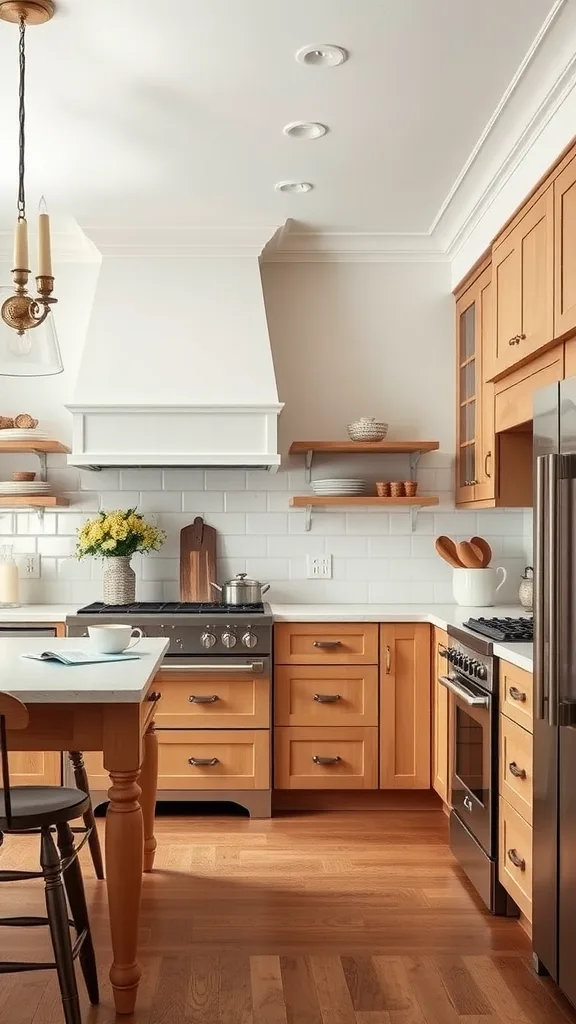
[499, 798, 533, 920]
[274, 727, 378, 790]
[157, 729, 269, 790]
[499, 661, 533, 732]
[274, 666, 378, 727]
[154, 675, 270, 729]
[500, 716, 533, 825]
[494, 347, 563, 431]
[274, 623, 378, 665]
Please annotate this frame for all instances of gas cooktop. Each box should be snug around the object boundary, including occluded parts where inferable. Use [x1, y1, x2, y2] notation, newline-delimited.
[464, 616, 533, 642]
[76, 601, 267, 616]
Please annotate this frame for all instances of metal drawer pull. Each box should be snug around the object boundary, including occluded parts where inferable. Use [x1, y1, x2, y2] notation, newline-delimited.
[509, 686, 527, 702]
[313, 641, 342, 649]
[189, 694, 219, 704]
[484, 451, 492, 478]
[161, 662, 264, 673]
[188, 757, 219, 767]
[507, 848, 526, 871]
[508, 761, 527, 779]
[313, 693, 340, 703]
[147, 691, 162, 703]
[463, 795, 473, 813]
[386, 645, 391, 674]
[312, 755, 341, 766]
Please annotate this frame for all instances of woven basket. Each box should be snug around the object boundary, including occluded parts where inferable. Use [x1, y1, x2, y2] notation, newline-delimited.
[347, 418, 388, 442]
[103, 556, 136, 605]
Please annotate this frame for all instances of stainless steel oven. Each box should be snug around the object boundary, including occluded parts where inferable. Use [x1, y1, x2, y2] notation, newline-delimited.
[441, 626, 517, 915]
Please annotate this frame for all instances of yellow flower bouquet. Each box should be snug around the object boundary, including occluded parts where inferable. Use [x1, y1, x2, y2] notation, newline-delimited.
[76, 509, 166, 559]
[76, 509, 166, 604]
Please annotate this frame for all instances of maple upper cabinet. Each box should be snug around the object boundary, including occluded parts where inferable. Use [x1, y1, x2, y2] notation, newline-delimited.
[455, 265, 494, 505]
[555, 155, 576, 338]
[489, 188, 554, 379]
[379, 624, 431, 789]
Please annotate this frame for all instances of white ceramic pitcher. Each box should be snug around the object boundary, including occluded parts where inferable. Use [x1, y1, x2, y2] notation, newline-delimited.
[452, 566, 507, 607]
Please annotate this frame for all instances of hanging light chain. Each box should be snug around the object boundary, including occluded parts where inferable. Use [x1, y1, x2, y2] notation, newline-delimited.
[17, 13, 26, 221]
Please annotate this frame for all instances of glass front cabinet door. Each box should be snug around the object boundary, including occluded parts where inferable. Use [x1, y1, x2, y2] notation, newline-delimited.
[455, 266, 493, 506]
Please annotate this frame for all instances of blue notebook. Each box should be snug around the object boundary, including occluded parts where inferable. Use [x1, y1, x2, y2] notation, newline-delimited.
[22, 650, 140, 666]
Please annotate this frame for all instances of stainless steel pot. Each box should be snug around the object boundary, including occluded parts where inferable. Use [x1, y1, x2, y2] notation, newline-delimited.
[211, 572, 270, 605]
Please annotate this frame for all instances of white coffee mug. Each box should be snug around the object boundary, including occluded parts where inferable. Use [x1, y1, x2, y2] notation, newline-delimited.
[452, 566, 507, 607]
[88, 624, 143, 654]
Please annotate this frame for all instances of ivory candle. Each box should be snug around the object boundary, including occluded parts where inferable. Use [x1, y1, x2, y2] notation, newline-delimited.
[13, 217, 29, 270]
[38, 208, 53, 277]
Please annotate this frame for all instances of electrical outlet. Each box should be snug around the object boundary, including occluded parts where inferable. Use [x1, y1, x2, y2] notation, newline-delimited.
[15, 553, 40, 579]
[306, 554, 332, 579]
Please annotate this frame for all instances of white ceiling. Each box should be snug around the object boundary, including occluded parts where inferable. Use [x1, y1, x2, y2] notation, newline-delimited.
[0, 0, 561, 234]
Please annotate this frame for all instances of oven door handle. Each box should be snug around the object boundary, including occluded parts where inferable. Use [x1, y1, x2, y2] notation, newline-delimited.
[438, 674, 489, 707]
[160, 661, 265, 674]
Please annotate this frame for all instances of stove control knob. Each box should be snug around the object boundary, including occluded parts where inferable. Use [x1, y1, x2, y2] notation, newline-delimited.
[241, 631, 258, 649]
[200, 631, 217, 649]
[477, 664, 487, 681]
[462, 657, 470, 672]
[221, 630, 237, 649]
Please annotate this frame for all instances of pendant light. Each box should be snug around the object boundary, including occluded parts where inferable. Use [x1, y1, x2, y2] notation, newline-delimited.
[0, 0, 62, 376]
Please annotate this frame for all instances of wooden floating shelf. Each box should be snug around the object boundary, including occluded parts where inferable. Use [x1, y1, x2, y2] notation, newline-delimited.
[290, 496, 439, 508]
[0, 496, 70, 508]
[289, 441, 440, 455]
[0, 440, 70, 454]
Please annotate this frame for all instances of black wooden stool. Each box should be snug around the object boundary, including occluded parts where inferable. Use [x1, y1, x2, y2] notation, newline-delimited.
[0, 693, 99, 1024]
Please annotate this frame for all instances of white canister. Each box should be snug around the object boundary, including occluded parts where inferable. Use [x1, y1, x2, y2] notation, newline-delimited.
[0, 545, 19, 608]
[452, 566, 507, 607]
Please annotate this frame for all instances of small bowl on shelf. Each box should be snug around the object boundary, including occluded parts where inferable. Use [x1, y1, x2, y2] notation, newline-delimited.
[13, 471, 36, 482]
[347, 418, 388, 442]
[404, 481, 418, 497]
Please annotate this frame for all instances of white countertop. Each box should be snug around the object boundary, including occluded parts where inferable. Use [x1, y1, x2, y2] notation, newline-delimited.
[0, 637, 169, 703]
[0, 603, 533, 671]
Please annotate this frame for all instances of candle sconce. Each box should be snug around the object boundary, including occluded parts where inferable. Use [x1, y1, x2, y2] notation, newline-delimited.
[1, 268, 57, 335]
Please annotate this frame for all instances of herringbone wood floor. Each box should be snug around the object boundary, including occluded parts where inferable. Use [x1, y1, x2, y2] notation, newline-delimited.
[0, 810, 573, 1023]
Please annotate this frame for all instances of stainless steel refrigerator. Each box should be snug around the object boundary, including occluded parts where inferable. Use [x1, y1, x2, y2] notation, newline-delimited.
[533, 378, 576, 1005]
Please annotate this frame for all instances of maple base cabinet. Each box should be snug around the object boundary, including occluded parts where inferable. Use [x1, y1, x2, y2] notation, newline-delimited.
[379, 624, 431, 789]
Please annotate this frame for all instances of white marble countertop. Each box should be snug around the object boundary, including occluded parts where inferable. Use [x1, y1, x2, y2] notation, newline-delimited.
[0, 637, 169, 703]
[0, 603, 533, 671]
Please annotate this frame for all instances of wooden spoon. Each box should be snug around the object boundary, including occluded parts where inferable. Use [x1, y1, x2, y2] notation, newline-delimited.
[456, 540, 484, 569]
[470, 536, 492, 568]
[435, 536, 464, 568]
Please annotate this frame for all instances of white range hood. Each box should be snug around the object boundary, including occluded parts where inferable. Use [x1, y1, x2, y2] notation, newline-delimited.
[67, 228, 283, 470]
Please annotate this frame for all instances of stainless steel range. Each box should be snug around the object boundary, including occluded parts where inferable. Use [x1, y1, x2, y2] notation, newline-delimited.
[67, 601, 273, 658]
[66, 602, 273, 818]
[440, 625, 517, 916]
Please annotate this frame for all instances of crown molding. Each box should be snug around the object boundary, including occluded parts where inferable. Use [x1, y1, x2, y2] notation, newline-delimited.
[262, 229, 447, 263]
[84, 225, 282, 258]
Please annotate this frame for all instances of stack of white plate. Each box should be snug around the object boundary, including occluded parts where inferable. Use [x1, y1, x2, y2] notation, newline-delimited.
[311, 478, 368, 497]
[0, 429, 50, 441]
[0, 481, 53, 496]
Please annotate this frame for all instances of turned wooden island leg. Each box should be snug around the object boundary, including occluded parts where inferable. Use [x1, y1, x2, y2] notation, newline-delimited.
[138, 722, 159, 872]
[105, 767, 143, 1014]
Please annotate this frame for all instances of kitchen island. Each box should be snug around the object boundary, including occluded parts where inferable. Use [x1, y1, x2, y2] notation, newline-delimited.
[0, 636, 168, 1015]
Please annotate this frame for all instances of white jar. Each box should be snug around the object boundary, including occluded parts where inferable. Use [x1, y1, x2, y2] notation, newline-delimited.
[0, 545, 19, 607]
[452, 566, 507, 607]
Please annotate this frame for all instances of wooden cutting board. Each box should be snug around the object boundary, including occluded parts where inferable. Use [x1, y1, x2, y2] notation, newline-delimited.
[180, 517, 218, 602]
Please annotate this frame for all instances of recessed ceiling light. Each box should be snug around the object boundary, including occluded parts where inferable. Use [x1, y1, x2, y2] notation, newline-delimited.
[295, 44, 348, 67]
[283, 121, 328, 140]
[275, 181, 314, 194]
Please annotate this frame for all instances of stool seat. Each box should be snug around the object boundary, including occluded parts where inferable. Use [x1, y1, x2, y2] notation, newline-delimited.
[0, 787, 90, 831]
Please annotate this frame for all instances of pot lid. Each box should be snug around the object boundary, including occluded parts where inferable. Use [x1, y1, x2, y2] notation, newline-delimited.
[225, 572, 264, 588]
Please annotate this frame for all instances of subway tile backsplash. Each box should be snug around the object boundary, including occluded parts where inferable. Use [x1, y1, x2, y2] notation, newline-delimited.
[0, 455, 533, 605]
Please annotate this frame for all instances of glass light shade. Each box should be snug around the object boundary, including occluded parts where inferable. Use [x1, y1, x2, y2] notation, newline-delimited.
[0, 286, 63, 376]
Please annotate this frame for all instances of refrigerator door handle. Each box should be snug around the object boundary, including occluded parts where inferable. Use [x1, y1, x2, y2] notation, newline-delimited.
[534, 453, 549, 721]
[547, 453, 560, 727]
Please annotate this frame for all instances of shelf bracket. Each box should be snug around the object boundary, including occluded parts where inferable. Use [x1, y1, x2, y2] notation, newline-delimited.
[32, 451, 48, 483]
[410, 506, 421, 532]
[34, 507, 45, 525]
[409, 451, 421, 481]
[304, 505, 312, 532]
[304, 450, 314, 485]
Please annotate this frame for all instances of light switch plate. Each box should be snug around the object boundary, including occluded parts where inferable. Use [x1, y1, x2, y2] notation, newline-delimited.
[306, 554, 332, 579]
[15, 553, 41, 579]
